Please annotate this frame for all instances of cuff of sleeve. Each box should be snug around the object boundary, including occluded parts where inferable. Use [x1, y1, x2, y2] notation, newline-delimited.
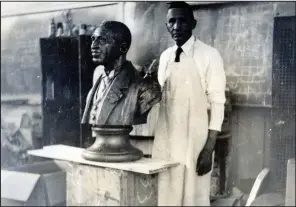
[209, 103, 225, 131]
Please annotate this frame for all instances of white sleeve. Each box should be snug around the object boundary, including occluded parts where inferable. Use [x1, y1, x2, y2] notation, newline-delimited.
[206, 49, 226, 131]
[157, 50, 169, 90]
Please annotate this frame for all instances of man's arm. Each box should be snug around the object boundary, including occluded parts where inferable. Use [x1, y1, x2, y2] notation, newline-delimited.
[197, 48, 226, 176]
[206, 48, 226, 147]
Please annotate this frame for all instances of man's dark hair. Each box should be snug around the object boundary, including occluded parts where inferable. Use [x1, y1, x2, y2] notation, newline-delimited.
[168, 1, 194, 20]
[100, 20, 132, 50]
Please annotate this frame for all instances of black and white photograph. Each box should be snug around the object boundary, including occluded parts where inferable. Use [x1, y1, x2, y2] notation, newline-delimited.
[1, 1, 295, 206]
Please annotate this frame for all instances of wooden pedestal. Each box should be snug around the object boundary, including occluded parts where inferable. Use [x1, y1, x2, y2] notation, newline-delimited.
[66, 163, 157, 205]
[28, 145, 179, 206]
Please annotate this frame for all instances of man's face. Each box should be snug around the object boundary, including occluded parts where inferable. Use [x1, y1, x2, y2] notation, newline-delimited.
[91, 27, 121, 65]
[166, 8, 196, 46]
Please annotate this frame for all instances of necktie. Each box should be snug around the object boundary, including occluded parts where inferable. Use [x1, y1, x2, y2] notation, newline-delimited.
[175, 47, 183, 62]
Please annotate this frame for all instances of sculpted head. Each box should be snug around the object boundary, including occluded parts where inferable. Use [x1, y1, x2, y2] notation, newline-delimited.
[91, 21, 132, 66]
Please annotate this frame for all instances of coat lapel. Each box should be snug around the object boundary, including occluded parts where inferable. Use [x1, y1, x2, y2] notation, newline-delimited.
[81, 74, 103, 124]
[98, 62, 134, 124]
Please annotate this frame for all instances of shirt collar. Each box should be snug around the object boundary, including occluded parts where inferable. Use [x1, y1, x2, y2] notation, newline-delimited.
[102, 61, 128, 80]
[172, 35, 195, 56]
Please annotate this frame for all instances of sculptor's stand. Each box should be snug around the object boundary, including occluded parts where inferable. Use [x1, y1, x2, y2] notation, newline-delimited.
[28, 145, 179, 206]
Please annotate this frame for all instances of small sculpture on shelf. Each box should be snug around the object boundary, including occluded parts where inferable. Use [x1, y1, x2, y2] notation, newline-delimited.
[88, 25, 97, 35]
[48, 9, 98, 38]
[62, 10, 73, 37]
[79, 24, 87, 35]
[56, 22, 64, 37]
[72, 24, 80, 37]
[49, 18, 56, 38]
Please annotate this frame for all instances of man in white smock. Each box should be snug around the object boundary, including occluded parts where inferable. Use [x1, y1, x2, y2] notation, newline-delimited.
[152, 1, 226, 206]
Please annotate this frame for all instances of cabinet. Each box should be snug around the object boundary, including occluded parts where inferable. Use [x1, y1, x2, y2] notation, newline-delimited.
[40, 36, 94, 147]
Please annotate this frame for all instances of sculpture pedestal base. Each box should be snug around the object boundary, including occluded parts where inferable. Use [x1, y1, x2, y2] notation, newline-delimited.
[82, 125, 143, 162]
[28, 145, 179, 206]
[82, 147, 143, 163]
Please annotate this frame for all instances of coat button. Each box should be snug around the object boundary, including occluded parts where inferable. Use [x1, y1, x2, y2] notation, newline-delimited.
[94, 105, 98, 110]
[91, 115, 96, 120]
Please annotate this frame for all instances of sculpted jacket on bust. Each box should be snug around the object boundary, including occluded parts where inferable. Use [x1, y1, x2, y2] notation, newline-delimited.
[81, 61, 161, 126]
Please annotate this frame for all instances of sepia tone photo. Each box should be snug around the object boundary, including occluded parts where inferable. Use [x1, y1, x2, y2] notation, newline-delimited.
[1, 1, 295, 206]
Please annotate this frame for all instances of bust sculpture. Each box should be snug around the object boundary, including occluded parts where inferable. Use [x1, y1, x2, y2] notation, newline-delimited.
[81, 21, 161, 162]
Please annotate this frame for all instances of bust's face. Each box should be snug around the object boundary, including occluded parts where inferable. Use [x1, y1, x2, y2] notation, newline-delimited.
[91, 27, 121, 65]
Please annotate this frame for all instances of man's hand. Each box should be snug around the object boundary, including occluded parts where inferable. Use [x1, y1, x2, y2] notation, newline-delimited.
[196, 148, 213, 176]
[196, 130, 219, 176]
